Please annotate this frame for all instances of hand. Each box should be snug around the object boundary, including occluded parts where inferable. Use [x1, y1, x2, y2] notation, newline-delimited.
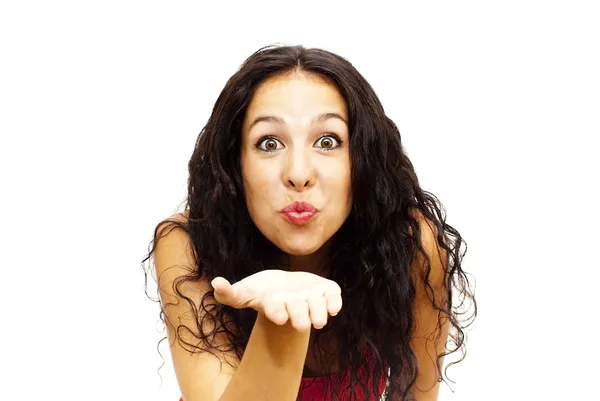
[211, 270, 342, 332]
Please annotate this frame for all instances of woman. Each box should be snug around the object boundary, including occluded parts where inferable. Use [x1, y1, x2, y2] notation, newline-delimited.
[143, 45, 476, 401]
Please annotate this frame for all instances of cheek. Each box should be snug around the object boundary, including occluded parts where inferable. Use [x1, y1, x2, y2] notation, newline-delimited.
[324, 160, 352, 204]
[338, 176, 353, 216]
[337, 167, 353, 219]
[242, 159, 279, 217]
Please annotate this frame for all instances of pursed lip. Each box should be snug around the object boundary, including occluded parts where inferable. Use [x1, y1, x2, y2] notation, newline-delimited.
[281, 201, 318, 214]
[280, 201, 318, 225]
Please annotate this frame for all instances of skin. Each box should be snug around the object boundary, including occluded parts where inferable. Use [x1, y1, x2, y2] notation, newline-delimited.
[238, 72, 448, 398]
[240, 70, 352, 273]
[157, 71, 449, 401]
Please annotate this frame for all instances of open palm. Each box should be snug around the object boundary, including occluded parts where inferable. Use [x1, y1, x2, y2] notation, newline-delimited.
[211, 270, 342, 331]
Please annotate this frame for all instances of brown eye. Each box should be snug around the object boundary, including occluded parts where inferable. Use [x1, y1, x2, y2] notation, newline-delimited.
[315, 135, 340, 151]
[321, 138, 333, 148]
[265, 139, 277, 150]
[257, 137, 283, 152]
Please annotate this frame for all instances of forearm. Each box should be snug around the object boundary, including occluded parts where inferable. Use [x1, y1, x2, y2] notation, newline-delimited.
[218, 312, 310, 401]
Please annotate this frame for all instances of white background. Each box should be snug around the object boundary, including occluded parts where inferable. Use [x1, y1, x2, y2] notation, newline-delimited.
[1, 1, 598, 400]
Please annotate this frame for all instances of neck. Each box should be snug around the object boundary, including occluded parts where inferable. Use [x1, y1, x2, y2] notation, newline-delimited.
[276, 242, 332, 276]
[289, 254, 326, 275]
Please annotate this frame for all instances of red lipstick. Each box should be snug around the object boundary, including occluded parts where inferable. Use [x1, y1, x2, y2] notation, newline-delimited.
[281, 201, 317, 225]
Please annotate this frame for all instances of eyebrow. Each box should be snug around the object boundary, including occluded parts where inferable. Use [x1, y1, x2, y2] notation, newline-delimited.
[248, 112, 348, 131]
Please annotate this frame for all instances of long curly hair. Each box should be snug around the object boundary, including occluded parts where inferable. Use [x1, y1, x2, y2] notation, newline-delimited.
[142, 44, 476, 401]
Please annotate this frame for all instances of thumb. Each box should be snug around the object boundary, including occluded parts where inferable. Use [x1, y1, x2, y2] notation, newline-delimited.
[211, 277, 239, 306]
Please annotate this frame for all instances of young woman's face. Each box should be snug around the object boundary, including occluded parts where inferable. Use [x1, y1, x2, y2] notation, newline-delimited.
[241, 71, 352, 257]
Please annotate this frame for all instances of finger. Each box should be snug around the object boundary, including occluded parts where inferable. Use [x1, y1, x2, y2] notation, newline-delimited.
[211, 277, 235, 305]
[286, 298, 311, 332]
[306, 294, 328, 329]
[324, 291, 343, 316]
[262, 293, 289, 325]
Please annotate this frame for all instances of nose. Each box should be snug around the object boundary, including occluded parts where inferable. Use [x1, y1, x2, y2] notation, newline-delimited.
[282, 148, 315, 191]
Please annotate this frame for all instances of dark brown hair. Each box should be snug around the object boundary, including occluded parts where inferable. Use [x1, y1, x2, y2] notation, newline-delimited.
[143, 44, 476, 401]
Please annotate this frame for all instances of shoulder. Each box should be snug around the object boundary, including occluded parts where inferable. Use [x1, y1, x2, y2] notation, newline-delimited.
[152, 210, 240, 399]
[152, 209, 229, 342]
[407, 210, 450, 401]
[408, 208, 448, 292]
[153, 209, 207, 305]
[154, 209, 193, 262]
[157, 209, 190, 230]
[154, 209, 192, 251]
[408, 208, 439, 239]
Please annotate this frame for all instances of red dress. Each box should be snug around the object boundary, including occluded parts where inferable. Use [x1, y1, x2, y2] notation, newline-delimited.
[298, 362, 388, 400]
[178, 363, 388, 401]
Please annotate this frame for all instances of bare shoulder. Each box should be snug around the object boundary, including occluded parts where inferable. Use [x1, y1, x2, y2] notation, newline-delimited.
[154, 210, 196, 285]
[153, 209, 239, 401]
[408, 208, 448, 291]
[158, 209, 190, 229]
[153, 210, 212, 339]
[407, 209, 451, 399]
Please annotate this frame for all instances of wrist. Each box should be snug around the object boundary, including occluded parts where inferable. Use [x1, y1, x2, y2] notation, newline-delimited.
[253, 312, 311, 359]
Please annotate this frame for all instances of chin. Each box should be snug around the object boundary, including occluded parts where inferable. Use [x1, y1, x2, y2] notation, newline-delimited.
[280, 242, 323, 256]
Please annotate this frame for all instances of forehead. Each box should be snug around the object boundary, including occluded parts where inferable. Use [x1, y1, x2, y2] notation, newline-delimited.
[243, 71, 348, 123]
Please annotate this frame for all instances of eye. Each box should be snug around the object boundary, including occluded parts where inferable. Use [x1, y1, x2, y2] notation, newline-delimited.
[315, 134, 342, 151]
[256, 137, 284, 152]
